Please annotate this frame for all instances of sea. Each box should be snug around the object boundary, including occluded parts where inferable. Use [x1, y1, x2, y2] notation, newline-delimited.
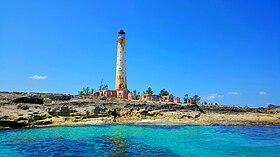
[0, 125, 279, 157]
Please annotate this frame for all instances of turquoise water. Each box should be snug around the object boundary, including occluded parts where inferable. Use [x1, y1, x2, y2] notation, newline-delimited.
[0, 125, 279, 157]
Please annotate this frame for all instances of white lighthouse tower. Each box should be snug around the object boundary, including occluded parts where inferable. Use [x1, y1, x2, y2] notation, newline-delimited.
[115, 30, 127, 91]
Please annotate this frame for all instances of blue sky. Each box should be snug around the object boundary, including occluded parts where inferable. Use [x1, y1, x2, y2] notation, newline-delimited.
[0, 0, 279, 107]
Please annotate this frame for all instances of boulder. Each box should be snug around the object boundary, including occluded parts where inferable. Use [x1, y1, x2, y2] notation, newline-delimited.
[48, 106, 76, 116]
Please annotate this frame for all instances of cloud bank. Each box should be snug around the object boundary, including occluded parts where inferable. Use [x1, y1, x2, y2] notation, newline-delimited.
[206, 93, 224, 100]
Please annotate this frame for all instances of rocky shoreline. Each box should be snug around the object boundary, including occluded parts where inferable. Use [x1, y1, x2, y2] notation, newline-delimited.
[0, 92, 279, 130]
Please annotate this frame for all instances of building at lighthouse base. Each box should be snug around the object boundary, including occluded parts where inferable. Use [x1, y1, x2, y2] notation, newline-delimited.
[116, 89, 130, 99]
[93, 89, 181, 103]
[93, 89, 130, 100]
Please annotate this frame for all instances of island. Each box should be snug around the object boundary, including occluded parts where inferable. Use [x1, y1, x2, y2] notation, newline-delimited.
[0, 92, 279, 130]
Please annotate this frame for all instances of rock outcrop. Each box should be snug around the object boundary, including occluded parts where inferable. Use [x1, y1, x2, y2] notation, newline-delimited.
[12, 96, 44, 104]
[0, 92, 279, 130]
[0, 120, 29, 129]
[47, 95, 72, 101]
[48, 106, 77, 116]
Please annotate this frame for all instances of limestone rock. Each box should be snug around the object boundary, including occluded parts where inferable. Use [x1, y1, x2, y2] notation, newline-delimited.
[94, 106, 106, 114]
[12, 96, 43, 104]
[17, 104, 30, 110]
[0, 120, 28, 129]
[30, 114, 49, 121]
[48, 95, 72, 101]
[48, 106, 76, 116]
[32, 119, 52, 125]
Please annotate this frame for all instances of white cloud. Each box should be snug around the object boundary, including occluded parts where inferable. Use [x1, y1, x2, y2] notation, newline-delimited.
[205, 93, 224, 100]
[259, 91, 267, 96]
[228, 92, 240, 95]
[31, 91, 48, 93]
[29, 75, 48, 80]
[247, 103, 257, 107]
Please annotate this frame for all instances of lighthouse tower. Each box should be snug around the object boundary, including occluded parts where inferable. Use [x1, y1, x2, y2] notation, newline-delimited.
[115, 30, 127, 91]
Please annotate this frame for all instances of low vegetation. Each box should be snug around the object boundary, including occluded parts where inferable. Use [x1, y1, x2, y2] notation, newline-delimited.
[159, 88, 169, 97]
[78, 79, 109, 96]
[78, 87, 94, 95]
[144, 87, 154, 95]
[132, 90, 141, 100]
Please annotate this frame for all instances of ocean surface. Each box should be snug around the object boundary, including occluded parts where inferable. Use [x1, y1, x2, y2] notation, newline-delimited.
[0, 125, 279, 157]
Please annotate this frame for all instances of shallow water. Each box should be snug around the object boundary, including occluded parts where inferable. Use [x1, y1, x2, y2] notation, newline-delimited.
[0, 125, 279, 157]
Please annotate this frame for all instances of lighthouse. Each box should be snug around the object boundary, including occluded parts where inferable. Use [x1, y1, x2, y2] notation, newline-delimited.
[115, 30, 127, 91]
